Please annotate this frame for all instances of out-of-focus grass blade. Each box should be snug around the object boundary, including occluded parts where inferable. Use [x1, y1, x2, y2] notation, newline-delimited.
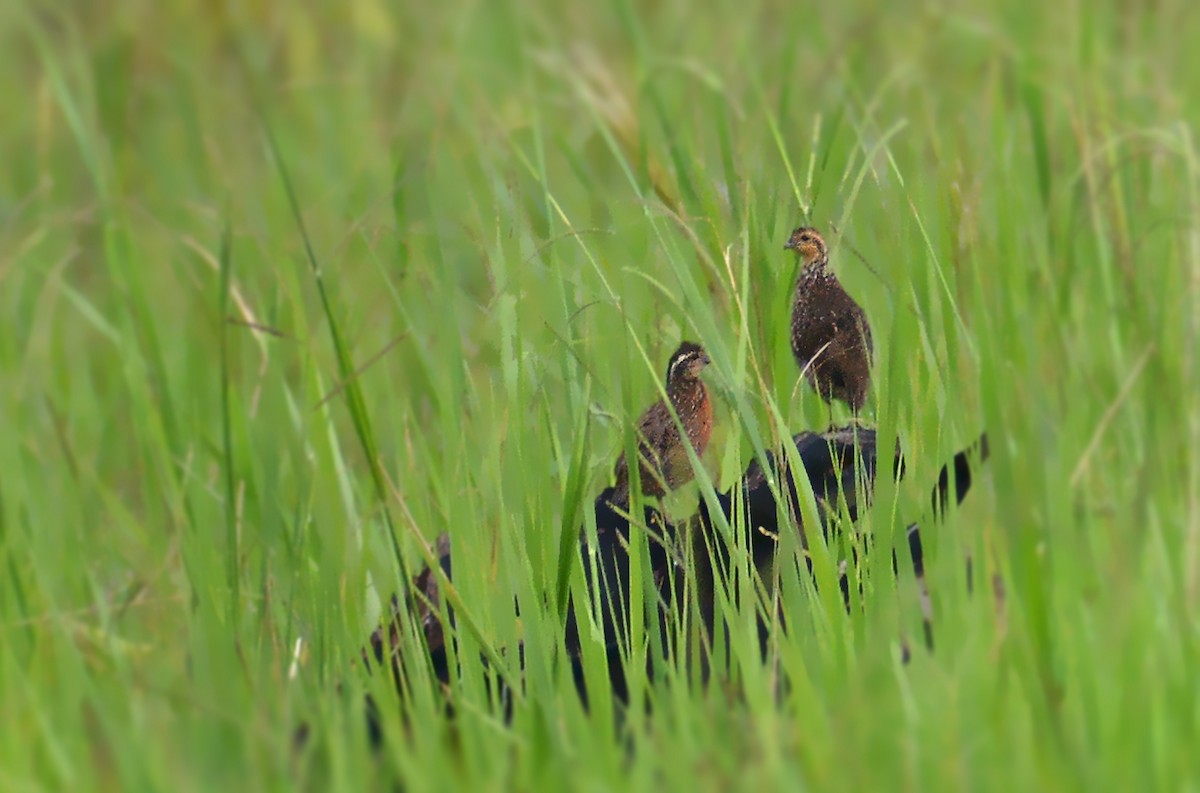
[229, 43, 408, 579]
[554, 378, 592, 616]
[217, 218, 240, 623]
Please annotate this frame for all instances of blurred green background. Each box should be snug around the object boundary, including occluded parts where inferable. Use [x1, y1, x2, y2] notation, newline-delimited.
[2, 0, 1198, 789]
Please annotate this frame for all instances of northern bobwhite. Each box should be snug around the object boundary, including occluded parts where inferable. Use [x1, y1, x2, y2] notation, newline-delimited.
[784, 226, 873, 412]
[611, 341, 713, 506]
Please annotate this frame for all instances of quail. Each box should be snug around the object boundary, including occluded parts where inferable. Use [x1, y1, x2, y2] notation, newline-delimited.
[611, 341, 713, 507]
[784, 226, 873, 413]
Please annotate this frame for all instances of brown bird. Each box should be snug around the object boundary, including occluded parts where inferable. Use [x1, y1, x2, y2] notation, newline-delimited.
[784, 226, 873, 413]
[611, 341, 713, 507]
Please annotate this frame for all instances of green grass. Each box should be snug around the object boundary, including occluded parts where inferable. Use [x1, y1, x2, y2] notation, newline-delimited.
[3, 0, 1198, 789]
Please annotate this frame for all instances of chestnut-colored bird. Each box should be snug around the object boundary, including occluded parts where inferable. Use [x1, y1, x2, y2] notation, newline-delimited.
[784, 226, 873, 413]
[611, 341, 713, 507]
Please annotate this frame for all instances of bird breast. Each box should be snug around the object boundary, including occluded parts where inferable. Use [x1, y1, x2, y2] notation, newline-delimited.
[671, 379, 712, 448]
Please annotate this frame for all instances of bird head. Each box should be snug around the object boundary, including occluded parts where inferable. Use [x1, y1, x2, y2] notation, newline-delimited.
[783, 226, 827, 267]
[666, 341, 711, 383]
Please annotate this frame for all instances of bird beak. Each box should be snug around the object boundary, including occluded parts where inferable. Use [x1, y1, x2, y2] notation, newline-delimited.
[783, 240, 796, 251]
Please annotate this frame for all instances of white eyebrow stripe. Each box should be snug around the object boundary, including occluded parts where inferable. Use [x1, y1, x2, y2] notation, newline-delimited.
[667, 349, 703, 381]
[667, 354, 686, 381]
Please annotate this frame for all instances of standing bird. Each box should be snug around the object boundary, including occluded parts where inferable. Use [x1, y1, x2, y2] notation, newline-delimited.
[611, 341, 713, 507]
[784, 226, 874, 413]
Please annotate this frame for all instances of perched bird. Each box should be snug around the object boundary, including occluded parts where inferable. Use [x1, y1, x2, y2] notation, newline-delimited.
[611, 341, 713, 507]
[784, 226, 873, 413]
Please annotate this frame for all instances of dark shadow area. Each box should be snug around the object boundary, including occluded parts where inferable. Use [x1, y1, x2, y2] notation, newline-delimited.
[347, 427, 990, 746]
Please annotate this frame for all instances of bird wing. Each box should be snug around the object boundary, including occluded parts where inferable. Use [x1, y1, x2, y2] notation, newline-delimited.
[634, 401, 678, 459]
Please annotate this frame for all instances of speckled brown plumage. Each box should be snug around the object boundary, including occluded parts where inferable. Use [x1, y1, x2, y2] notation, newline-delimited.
[785, 226, 873, 412]
[611, 341, 713, 506]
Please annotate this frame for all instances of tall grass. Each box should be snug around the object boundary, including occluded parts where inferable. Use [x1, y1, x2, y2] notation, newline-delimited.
[2, 0, 1198, 789]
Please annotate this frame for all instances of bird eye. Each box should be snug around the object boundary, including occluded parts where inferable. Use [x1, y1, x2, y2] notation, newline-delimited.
[800, 234, 811, 242]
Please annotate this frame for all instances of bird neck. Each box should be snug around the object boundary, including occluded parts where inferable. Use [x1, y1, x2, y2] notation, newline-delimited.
[668, 376, 704, 405]
[804, 257, 829, 274]
[797, 259, 833, 290]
